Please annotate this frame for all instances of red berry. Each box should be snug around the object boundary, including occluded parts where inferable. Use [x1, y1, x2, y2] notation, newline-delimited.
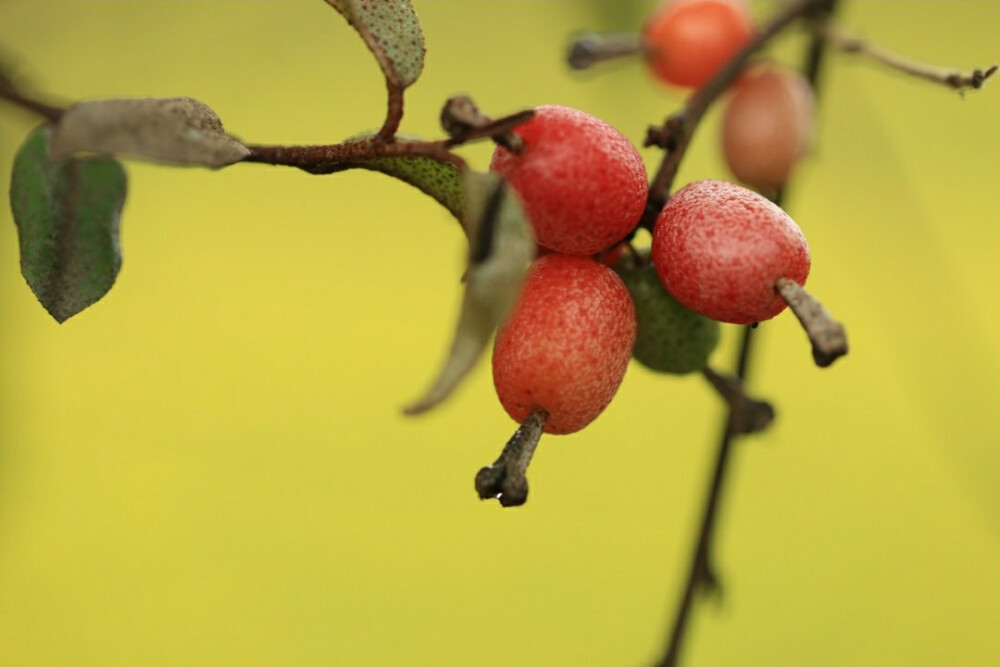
[598, 242, 629, 268]
[490, 105, 648, 256]
[722, 65, 815, 191]
[651, 180, 810, 324]
[492, 254, 636, 435]
[642, 0, 755, 89]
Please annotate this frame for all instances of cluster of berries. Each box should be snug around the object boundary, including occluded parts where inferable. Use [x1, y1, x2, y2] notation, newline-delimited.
[491, 104, 809, 432]
[478, 0, 822, 506]
[644, 0, 815, 192]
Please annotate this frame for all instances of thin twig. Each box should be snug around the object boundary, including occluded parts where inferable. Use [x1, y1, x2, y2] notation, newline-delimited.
[820, 23, 997, 92]
[567, 32, 645, 70]
[656, 327, 753, 667]
[244, 137, 467, 172]
[377, 82, 405, 141]
[0, 71, 64, 122]
[244, 96, 536, 173]
[655, 3, 838, 664]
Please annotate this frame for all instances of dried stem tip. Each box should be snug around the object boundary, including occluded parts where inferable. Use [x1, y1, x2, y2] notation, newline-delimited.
[820, 23, 998, 92]
[475, 409, 547, 507]
[775, 277, 848, 367]
[567, 32, 645, 70]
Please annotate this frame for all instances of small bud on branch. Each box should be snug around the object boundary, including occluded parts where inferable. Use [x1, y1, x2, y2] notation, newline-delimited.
[701, 367, 775, 435]
[440, 95, 534, 154]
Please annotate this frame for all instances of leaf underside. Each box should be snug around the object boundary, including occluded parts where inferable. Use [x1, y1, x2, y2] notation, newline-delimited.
[318, 132, 463, 222]
[50, 96, 249, 168]
[323, 0, 425, 89]
[10, 125, 128, 322]
[404, 171, 535, 415]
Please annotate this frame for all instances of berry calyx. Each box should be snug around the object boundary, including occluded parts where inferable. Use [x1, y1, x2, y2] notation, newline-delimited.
[642, 0, 755, 89]
[615, 257, 720, 374]
[722, 65, 815, 191]
[490, 105, 648, 256]
[651, 179, 809, 324]
[492, 254, 636, 434]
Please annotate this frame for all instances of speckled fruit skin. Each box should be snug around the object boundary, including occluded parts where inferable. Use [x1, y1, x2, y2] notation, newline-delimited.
[722, 66, 815, 191]
[642, 0, 755, 89]
[492, 254, 637, 435]
[651, 180, 810, 324]
[616, 262, 720, 374]
[490, 105, 648, 256]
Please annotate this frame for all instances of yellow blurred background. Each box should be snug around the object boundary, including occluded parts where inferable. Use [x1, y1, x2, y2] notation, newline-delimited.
[0, 1, 997, 665]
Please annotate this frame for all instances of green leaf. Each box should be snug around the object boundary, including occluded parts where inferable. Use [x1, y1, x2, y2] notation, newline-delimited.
[50, 97, 249, 168]
[321, 132, 462, 221]
[404, 171, 535, 415]
[323, 0, 425, 89]
[10, 125, 127, 323]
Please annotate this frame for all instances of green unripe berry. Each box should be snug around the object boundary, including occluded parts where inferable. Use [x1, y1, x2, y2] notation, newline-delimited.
[616, 260, 720, 374]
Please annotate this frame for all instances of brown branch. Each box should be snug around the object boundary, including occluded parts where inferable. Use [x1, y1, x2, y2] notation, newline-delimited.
[640, 0, 834, 231]
[0, 71, 64, 122]
[657, 326, 759, 667]
[243, 137, 467, 173]
[244, 96, 536, 174]
[821, 23, 997, 92]
[655, 3, 838, 665]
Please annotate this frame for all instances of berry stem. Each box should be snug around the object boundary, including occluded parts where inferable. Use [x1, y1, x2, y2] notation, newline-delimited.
[566, 32, 645, 71]
[775, 277, 848, 367]
[376, 81, 405, 142]
[474, 409, 547, 507]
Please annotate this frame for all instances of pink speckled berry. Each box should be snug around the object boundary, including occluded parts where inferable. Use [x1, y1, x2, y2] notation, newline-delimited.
[492, 254, 636, 435]
[490, 105, 648, 256]
[722, 65, 815, 191]
[651, 179, 810, 324]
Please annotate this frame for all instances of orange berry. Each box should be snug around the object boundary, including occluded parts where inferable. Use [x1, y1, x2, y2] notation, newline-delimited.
[642, 0, 755, 89]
